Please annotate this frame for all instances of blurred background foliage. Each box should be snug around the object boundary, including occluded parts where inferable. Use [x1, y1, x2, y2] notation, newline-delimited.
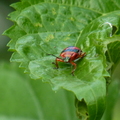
[0, 0, 120, 120]
[0, 0, 19, 60]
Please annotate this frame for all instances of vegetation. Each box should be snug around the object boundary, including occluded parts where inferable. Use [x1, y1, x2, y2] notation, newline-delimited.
[2, 0, 120, 119]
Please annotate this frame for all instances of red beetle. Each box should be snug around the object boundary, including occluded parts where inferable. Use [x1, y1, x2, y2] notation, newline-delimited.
[48, 46, 86, 75]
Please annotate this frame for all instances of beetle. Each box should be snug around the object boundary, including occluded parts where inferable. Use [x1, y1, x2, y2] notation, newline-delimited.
[48, 46, 86, 75]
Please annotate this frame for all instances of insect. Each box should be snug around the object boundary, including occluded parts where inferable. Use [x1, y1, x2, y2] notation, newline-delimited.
[48, 46, 86, 75]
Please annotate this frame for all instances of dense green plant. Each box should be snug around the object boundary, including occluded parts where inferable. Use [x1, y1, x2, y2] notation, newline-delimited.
[3, 0, 120, 120]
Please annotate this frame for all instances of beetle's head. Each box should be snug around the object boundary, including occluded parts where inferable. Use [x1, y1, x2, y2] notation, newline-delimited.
[63, 57, 70, 62]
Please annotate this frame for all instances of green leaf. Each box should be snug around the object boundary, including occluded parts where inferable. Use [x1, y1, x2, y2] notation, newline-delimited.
[106, 36, 120, 64]
[3, 0, 120, 120]
[101, 79, 120, 120]
[0, 62, 79, 120]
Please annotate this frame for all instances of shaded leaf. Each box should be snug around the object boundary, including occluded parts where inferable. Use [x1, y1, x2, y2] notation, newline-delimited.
[101, 79, 120, 120]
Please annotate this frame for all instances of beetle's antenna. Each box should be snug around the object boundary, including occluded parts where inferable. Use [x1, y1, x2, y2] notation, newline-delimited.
[47, 54, 61, 59]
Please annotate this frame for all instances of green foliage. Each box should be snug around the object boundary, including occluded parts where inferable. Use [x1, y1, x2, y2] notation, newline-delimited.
[101, 79, 120, 120]
[3, 0, 120, 120]
[0, 62, 79, 120]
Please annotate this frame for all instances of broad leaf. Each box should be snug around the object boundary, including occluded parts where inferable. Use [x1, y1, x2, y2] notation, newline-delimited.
[3, 0, 120, 120]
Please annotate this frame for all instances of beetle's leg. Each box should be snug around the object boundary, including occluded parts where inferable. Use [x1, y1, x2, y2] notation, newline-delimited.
[69, 61, 77, 76]
[47, 54, 63, 69]
[52, 58, 64, 69]
[81, 52, 86, 58]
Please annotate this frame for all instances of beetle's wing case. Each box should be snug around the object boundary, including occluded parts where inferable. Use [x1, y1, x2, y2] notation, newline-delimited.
[61, 46, 81, 54]
[60, 46, 82, 62]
